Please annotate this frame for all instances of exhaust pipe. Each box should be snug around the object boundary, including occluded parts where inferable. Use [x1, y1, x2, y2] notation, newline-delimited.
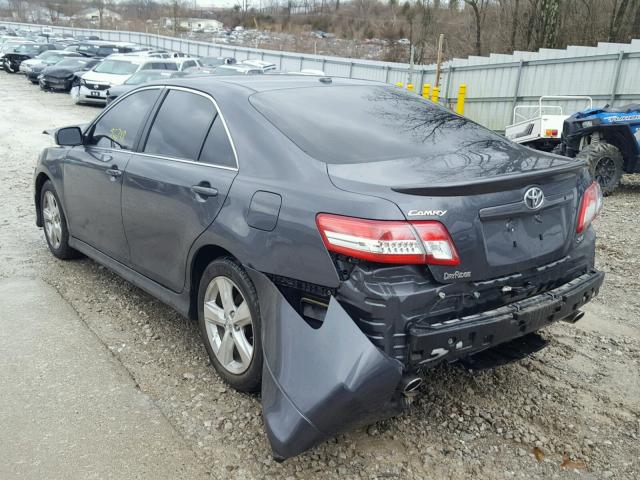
[399, 374, 423, 397]
[562, 310, 585, 324]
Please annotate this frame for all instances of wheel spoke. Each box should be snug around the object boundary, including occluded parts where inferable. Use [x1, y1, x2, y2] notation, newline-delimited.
[216, 277, 234, 313]
[217, 329, 235, 366]
[42, 209, 53, 222]
[232, 300, 251, 327]
[232, 329, 253, 366]
[203, 301, 225, 326]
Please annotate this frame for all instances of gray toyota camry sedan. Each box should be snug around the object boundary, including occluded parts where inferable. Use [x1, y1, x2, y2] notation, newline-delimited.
[34, 75, 604, 460]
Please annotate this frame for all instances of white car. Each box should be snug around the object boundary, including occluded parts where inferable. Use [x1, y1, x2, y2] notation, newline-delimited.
[75, 55, 201, 105]
[238, 59, 276, 72]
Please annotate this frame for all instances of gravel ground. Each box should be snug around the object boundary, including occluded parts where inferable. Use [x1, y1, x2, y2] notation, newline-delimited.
[0, 73, 638, 480]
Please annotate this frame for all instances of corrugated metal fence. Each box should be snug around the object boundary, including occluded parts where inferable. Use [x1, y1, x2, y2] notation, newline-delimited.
[2, 21, 639, 131]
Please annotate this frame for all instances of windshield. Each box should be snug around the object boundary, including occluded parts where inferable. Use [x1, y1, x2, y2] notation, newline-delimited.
[14, 44, 39, 54]
[250, 85, 510, 164]
[93, 59, 139, 75]
[56, 59, 89, 69]
[36, 50, 58, 60]
[125, 71, 173, 85]
[42, 55, 66, 65]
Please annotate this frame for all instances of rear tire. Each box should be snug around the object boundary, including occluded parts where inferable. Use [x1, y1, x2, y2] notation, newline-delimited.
[576, 141, 623, 195]
[197, 257, 262, 393]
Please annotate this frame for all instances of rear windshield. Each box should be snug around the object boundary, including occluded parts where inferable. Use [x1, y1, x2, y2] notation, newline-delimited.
[250, 85, 509, 164]
[93, 59, 139, 75]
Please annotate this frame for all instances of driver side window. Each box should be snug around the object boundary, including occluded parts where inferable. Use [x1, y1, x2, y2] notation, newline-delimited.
[87, 89, 160, 150]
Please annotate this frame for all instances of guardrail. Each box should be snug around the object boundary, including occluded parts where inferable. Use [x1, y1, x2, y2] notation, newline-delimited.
[2, 21, 639, 131]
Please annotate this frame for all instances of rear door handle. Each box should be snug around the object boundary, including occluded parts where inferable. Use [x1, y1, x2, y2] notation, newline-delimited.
[191, 185, 219, 198]
[106, 167, 122, 178]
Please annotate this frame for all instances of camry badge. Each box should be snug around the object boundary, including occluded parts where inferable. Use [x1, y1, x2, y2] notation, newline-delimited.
[524, 187, 544, 210]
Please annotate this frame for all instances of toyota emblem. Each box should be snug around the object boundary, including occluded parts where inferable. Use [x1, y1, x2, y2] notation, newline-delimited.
[524, 187, 544, 210]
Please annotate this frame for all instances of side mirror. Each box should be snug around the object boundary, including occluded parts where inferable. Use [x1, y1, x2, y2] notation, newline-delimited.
[55, 126, 83, 146]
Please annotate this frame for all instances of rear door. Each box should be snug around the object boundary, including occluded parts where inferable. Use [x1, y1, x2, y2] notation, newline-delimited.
[122, 87, 238, 292]
[64, 88, 162, 262]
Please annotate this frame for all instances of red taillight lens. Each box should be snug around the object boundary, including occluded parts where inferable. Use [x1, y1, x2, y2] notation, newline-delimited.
[576, 182, 603, 233]
[316, 214, 460, 265]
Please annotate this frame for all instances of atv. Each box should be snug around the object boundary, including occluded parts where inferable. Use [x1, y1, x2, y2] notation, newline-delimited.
[554, 104, 640, 194]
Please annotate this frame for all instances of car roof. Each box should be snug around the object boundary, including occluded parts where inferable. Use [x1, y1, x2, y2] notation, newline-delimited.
[155, 74, 380, 95]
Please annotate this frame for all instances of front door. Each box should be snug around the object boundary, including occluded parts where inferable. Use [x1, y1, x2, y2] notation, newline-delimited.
[122, 88, 238, 292]
[63, 88, 162, 262]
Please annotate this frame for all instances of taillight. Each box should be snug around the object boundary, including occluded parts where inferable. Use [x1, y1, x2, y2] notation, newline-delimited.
[576, 182, 603, 233]
[316, 213, 460, 265]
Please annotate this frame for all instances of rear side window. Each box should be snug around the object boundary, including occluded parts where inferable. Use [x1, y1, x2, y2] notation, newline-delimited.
[88, 89, 160, 150]
[144, 90, 215, 160]
[199, 118, 236, 168]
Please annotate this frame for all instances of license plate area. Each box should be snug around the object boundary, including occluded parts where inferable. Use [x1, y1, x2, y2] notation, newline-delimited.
[482, 205, 568, 267]
[90, 91, 101, 97]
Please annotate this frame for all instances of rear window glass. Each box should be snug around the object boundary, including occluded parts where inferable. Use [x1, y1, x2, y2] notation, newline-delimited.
[249, 85, 507, 164]
[199, 118, 236, 168]
[144, 90, 215, 160]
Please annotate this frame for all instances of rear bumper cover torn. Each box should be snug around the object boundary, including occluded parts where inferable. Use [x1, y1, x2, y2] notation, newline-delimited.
[408, 270, 604, 366]
[249, 268, 603, 460]
[249, 270, 403, 461]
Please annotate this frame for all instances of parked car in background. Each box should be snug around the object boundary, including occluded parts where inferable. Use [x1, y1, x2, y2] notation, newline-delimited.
[19, 49, 65, 73]
[75, 55, 201, 105]
[2, 42, 60, 73]
[205, 64, 264, 76]
[67, 41, 137, 58]
[38, 57, 101, 91]
[238, 59, 276, 72]
[23, 51, 82, 83]
[106, 69, 184, 103]
[200, 56, 236, 67]
[34, 76, 604, 461]
[0, 39, 34, 70]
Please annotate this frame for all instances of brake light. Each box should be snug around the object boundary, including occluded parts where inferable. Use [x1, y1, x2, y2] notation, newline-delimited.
[576, 182, 603, 233]
[544, 129, 559, 137]
[316, 214, 460, 265]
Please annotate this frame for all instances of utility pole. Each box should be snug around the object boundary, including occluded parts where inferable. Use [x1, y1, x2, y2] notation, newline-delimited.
[434, 33, 444, 88]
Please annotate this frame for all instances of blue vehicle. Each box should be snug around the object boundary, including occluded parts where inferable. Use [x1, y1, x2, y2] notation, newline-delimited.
[557, 103, 640, 194]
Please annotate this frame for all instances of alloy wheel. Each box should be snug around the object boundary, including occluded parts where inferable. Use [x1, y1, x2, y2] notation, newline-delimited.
[42, 191, 62, 249]
[594, 156, 616, 188]
[203, 276, 254, 375]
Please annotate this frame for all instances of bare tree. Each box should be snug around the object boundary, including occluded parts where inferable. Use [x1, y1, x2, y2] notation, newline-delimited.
[463, 0, 486, 55]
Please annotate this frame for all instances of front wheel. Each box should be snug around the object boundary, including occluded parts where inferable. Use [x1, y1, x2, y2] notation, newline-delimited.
[198, 258, 262, 392]
[576, 141, 624, 195]
[40, 181, 80, 259]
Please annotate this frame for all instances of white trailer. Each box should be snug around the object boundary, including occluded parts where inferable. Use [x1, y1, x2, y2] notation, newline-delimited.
[505, 96, 592, 151]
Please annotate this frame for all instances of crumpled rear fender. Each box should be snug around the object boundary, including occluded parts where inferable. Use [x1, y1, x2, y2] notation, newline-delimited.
[247, 270, 404, 460]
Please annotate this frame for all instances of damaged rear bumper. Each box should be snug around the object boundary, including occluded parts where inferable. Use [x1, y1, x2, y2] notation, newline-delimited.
[249, 267, 603, 461]
[248, 270, 404, 461]
[408, 270, 603, 366]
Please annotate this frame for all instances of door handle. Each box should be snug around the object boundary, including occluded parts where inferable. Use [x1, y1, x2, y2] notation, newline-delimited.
[106, 167, 122, 178]
[191, 185, 219, 198]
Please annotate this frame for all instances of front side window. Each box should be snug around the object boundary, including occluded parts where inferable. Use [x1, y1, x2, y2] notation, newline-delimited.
[143, 90, 215, 160]
[87, 89, 160, 150]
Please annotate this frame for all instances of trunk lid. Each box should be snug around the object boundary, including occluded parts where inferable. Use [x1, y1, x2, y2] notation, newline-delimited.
[327, 148, 587, 283]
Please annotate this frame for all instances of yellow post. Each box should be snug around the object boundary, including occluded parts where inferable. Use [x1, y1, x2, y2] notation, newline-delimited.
[395, 82, 404, 88]
[431, 86, 440, 103]
[422, 83, 431, 99]
[407, 83, 414, 92]
[456, 84, 467, 115]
